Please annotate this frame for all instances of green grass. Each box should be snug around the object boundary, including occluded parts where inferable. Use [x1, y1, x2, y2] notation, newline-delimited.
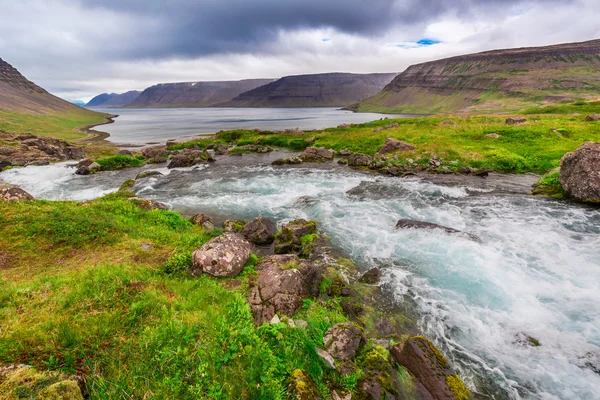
[0, 108, 110, 141]
[95, 154, 145, 171]
[0, 195, 358, 399]
[173, 102, 600, 173]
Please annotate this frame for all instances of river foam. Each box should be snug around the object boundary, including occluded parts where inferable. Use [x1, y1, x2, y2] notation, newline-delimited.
[2, 162, 599, 399]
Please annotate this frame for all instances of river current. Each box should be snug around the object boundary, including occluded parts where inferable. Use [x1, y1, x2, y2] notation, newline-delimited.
[2, 155, 600, 399]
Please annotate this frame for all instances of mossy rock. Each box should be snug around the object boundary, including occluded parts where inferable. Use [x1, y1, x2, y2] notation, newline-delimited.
[118, 179, 135, 193]
[0, 365, 84, 400]
[288, 369, 320, 400]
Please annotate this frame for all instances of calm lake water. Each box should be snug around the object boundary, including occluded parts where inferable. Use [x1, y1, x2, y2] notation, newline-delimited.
[90, 107, 411, 144]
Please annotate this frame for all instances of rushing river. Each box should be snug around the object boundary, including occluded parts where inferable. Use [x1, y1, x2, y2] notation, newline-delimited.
[90, 107, 411, 144]
[2, 157, 600, 400]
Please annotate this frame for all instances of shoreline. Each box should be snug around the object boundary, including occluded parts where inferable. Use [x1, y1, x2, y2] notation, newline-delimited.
[77, 114, 118, 145]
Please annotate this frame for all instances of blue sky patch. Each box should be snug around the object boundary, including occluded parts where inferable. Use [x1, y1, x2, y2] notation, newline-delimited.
[416, 39, 441, 46]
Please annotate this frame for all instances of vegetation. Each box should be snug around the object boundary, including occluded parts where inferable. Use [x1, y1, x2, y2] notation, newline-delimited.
[0, 109, 110, 141]
[95, 154, 145, 170]
[171, 101, 600, 173]
[532, 170, 566, 198]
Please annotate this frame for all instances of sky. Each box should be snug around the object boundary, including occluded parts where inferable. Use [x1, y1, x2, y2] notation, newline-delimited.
[0, 0, 598, 102]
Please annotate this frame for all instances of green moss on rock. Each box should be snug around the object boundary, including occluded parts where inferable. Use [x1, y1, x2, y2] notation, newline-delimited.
[446, 374, 472, 400]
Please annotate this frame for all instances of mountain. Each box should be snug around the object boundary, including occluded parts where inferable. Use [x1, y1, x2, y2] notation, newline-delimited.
[219, 73, 398, 107]
[70, 100, 86, 107]
[127, 79, 274, 108]
[0, 57, 88, 114]
[351, 39, 600, 114]
[86, 93, 118, 107]
[99, 90, 141, 107]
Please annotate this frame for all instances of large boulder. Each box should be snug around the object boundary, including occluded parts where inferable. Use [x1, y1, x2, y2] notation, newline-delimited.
[323, 322, 363, 361]
[348, 153, 373, 167]
[248, 254, 320, 324]
[0, 184, 34, 201]
[189, 233, 252, 277]
[376, 138, 416, 156]
[300, 147, 334, 162]
[242, 216, 277, 245]
[274, 219, 318, 254]
[559, 142, 600, 202]
[168, 149, 214, 168]
[391, 337, 472, 400]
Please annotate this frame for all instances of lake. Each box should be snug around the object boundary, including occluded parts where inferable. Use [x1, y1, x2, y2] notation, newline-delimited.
[90, 107, 412, 144]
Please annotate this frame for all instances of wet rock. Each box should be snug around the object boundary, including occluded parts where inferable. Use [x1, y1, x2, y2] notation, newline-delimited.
[0, 184, 34, 201]
[513, 332, 541, 347]
[300, 147, 334, 162]
[135, 170, 164, 180]
[359, 268, 382, 285]
[0, 160, 11, 170]
[119, 179, 135, 192]
[135, 199, 169, 211]
[168, 149, 213, 168]
[288, 369, 321, 400]
[272, 157, 303, 165]
[559, 142, 600, 202]
[242, 216, 277, 245]
[376, 138, 416, 156]
[395, 219, 481, 242]
[223, 219, 246, 233]
[323, 322, 362, 361]
[348, 153, 373, 167]
[273, 219, 317, 254]
[585, 114, 600, 121]
[505, 117, 527, 125]
[75, 166, 91, 175]
[141, 145, 168, 162]
[391, 336, 472, 400]
[248, 254, 320, 324]
[189, 233, 252, 278]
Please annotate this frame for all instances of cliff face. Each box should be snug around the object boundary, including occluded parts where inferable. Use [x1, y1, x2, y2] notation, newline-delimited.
[0, 58, 82, 114]
[220, 73, 398, 107]
[355, 39, 600, 114]
[127, 79, 273, 108]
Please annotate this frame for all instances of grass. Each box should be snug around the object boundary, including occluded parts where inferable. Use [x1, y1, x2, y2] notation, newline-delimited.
[172, 101, 600, 173]
[95, 154, 145, 171]
[0, 194, 365, 399]
[0, 108, 110, 141]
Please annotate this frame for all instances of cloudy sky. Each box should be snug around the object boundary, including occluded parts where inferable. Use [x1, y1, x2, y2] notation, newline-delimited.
[0, 0, 598, 102]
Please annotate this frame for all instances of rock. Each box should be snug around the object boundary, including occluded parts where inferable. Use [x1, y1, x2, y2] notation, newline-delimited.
[317, 348, 336, 369]
[294, 319, 308, 329]
[332, 390, 352, 400]
[338, 123, 351, 128]
[339, 150, 352, 156]
[359, 268, 381, 285]
[119, 179, 135, 192]
[288, 369, 321, 400]
[585, 114, 600, 121]
[0, 184, 34, 201]
[300, 147, 334, 162]
[189, 233, 252, 278]
[485, 133, 500, 139]
[135, 199, 169, 211]
[0, 160, 11, 170]
[213, 143, 228, 155]
[77, 158, 94, 168]
[168, 149, 213, 168]
[140, 242, 154, 251]
[88, 162, 101, 171]
[348, 153, 373, 167]
[135, 170, 164, 180]
[273, 219, 317, 254]
[391, 336, 472, 400]
[75, 166, 91, 175]
[396, 219, 481, 242]
[272, 156, 303, 166]
[119, 149, 133, 156]
[376, 138, 417, 156]
[223, 219, 246, 232]
[141, 145, 168, 160]
[190, 213, 212, 226]
[242, 216, 278, 245]
[505, 117, 527, 125]
[270, 314, 281, 324]
[559, 142, 600, 202]
[323, 322, 362, 361]
[248, 254, 320, 324]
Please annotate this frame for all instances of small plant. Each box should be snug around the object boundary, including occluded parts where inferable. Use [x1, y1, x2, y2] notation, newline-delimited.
[96, 154, 145, 171]
[160, 252, 192, 274]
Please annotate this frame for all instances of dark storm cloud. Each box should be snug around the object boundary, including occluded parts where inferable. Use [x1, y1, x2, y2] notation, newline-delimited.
[79, 0, 530, 59]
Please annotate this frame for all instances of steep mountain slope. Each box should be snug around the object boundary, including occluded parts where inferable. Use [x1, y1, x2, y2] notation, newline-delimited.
[220, 73, 398, 107]
[0, 57, 91, 115]
[353, 39, 600, 114]
[98, 90, 141, 107]
[85, 93, 118, 107]
[127, 79, 274, 108]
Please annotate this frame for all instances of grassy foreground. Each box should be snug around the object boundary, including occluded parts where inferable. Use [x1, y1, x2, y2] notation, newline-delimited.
[0, 108, 110, 141]
[0, 191, 396, 399]
[172, 101, 600, 174]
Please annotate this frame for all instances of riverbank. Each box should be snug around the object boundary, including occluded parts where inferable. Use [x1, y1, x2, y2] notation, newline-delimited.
[77, 114, 118, 145]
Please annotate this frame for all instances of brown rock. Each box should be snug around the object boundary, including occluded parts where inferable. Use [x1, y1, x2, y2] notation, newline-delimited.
[189, 233, 252, 277]
[585, 114, 600, 121]
[273, 219, 317, 254]
[141, 145, 168, 160]
[223, 219, 246, 232]
[300, 147, 334, 162]
[242, 216, 277, 245]
[376, 138, 417, 156]
[323, 322, 362, 361]
[0, 184, 34, 201]
[119, 149, 133, 156]
[190, 213, 212, 226]
[485, 133, 500, 139]
[359, 268, 382, 284]
[505, 117, 527, 125]
[135, 199, 169, 211]
[348, 153, 373, 167]
[168, 149, 213, 168]
[559, 142, 600, 202]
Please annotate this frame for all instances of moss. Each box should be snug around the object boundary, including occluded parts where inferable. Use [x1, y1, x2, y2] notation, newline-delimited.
[446, 374, 472, 400]
[95, 154, 145, 171]
[288, 369, 320, 399]
[0, 365, 83, 400]
[281, 261, 299, 270]
[532, 170, 566, 198]
[528, 336, 541, 347]
[119, 179, 135, 193]
[413, 336, 449, 370]
[299, 233, 318, 258]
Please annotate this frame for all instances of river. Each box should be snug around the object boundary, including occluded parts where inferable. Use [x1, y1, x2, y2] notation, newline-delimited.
[2, 153, 599, 399]
[90, 107, 411, 144]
